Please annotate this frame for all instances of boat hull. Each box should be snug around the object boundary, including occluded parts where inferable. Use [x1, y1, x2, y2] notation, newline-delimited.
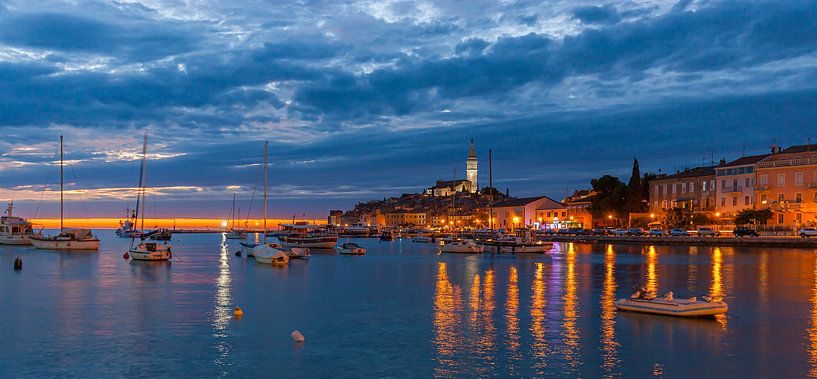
[129, 248, 172, 261]
[30, 238, 100, 250]
[0, 234, 35, 245]
[614, 298, 728, 317]
[481, 243, 552, 253]
[440, 246, 484, 253]
[280, 236, 338, 249]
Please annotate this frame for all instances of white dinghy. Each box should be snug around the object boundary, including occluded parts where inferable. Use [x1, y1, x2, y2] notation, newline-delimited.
[614, 292, 728, 317]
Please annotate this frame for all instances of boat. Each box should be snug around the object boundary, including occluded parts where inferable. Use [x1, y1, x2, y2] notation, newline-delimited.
[277, 223, 338, 248]
[126, 134, 172, 261]
[440, 239, 484, 253]
[411, 235, 433, 243]
[614, 292, 728, 317]
[224, 193, 247, 239]
[337, 242, 366, 255]
[115, 208, 141, 238]
[379, 229, 394, 241]
[286, 246, 311, 259]
[30, 136, 100, 251]
[247, 141, 288, 266]
[480, 228, 552, 253]
[339, 223, 371, 237]
[0, 201, 40, 245]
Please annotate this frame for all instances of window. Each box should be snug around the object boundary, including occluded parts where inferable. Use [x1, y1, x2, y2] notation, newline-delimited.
[702, 181, 707, 191]
[778, 193, 785, 203]
[561, 212, 566, 217]
[796, 172, 804, 185]
[721, 197, 725, 207]
[778, 174, 785, 186]
[745, 196, 750, 206]
[710, 180, 715, 191]
[721, 180, 726, 190]
[662, 200, 668, 209]
[732, 179, 738, 190]
[778, 214, 784, 224]
[796, 213, 802, 223]
[760, 175, 768, 186]
[654, 185, 659, 195]
[681, 183, 686, 193]
[732, 197, 737, 206]
[745, 177, 751, 187]
[761, 194, 767, 204]
[689, 182, 695, 192]
[796, 193, 803, 202]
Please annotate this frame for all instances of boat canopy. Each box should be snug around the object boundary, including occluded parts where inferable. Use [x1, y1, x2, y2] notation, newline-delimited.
[60, 229, 94, 239]
[281, 224, 331, 230]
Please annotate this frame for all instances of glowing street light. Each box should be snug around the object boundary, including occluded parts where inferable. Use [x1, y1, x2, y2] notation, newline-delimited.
[221, 220, 228, 228]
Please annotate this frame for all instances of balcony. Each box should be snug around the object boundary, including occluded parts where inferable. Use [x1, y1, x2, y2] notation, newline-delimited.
[756, 185, 770, 191]
[769, 199, 804, 210]
[721, 186, 742, 193]
[809, 182, 817, 189]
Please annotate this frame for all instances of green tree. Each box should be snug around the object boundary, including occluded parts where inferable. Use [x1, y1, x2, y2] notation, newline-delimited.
[625, 158, 645, 213]
[590, 175, 627, 222]
[662, 208, 691, 229]
[734, 209, 774, 225]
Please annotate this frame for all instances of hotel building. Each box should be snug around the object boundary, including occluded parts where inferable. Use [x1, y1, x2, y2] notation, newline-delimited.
[649, 166, 717, 213]
[714, 154, 768, 219]
[755, 144, 817, 227]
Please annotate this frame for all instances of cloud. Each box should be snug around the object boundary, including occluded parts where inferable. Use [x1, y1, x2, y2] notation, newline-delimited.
[572, 4, 621, 25]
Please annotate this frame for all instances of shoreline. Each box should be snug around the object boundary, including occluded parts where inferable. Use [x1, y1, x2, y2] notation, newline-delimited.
[540, 235, 817, 248]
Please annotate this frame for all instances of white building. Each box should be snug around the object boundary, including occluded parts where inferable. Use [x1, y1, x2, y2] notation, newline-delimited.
[466, 139, 478, 193]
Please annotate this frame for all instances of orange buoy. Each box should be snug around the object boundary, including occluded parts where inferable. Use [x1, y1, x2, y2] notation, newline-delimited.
[123, 252, 130, 259]
[234, 306, 244, 319]
[291, 330, 305, 342]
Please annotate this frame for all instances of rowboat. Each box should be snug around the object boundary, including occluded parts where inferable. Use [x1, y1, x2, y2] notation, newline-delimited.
[614, 293, 728, 317]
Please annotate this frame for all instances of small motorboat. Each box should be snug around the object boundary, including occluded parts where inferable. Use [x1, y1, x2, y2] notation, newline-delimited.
[286, 246, 311, 259]
[129, 241, 172, 261]
[411, 235, 433, 243]
[614, 292, 728, 317]
[338, 242, 366, 255]
[440, 239, 484, 254]
[254, 244, 289, 266]
[379, 230, 394, 241]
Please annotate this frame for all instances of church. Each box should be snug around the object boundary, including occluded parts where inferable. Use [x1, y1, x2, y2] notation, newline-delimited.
[424, 140, 479, 196]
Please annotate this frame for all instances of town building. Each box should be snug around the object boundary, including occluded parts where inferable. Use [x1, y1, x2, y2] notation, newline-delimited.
[383, 212, 428, 227]
[466, 139, 478, 193]
[714, 154, 768, 220]
[649, 166, 717, 214]
[327, 210, 343, 226]
[424, 140, 479, 196]
[491, 196, 564, 229]
[755, 143, 817, 228]
[562, 189, 599, 228]
[533, 203, 567, 229]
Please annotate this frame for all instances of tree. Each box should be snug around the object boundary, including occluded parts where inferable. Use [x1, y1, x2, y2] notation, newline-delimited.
[590, 175, 627, 221]
[662, 208, 691, 229]
[642, 171, 657, 205]
[625, 158, 645, 213]
[734, 209, 773, 225]
[481, 186, 502, 198]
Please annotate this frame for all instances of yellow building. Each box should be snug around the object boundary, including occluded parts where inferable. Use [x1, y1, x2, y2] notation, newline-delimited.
[755, 144, 817, 228]
[384, 212, 428, 227]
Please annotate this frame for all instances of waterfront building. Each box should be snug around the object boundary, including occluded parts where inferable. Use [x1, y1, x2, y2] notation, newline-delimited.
[562, 189, 599, 228]
[424, 140, 479, 196]
[714, 154, 768, 220]
[533, 203, 568, 229]
[755, 143, 817, 228]
[649, 166, 717, 213]
[491, 196, 564, 229]
[328, 210, 343, 226]
[384, 212, 428, 227]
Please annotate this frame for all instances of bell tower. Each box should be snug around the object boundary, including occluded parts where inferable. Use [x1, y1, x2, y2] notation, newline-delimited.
[466, 139, 478, 193]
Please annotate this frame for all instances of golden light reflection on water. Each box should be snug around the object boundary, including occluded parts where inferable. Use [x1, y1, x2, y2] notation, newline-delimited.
[601, 244, 620, 377]
[470, 273, 481, 325]
[808, 255, 817, 378]
[645, 246, 658, 297]
[433, 262, 464, 376]
[562, 243, 581, 371]
[212, 236, 233, 373]
[530, 261, 548, 373]
[505, 266, 520, 374]
[710, 247, 728, 329]
[477, 268, 496, 372]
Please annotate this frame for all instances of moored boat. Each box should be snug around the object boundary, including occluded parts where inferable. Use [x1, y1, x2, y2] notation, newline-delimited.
[286, 246, 311, 259]
[480, 228, 552, 253]
[254, 243, 289, 266]
[440, 239, 483, 253]
[125, 134, 172, 261]
[337, 242, 366, 255]
[115, 209, 141, 238]
[379, 229, 394, 241]
[614, 292, 728, 317]
[0, 201, 40, 245]
[411, 235, 433, 243]
[277, 223, 338, 248]
[129, 241, 172, 261]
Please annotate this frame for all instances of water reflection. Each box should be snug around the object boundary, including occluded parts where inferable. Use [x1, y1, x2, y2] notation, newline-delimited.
[645, 246, 658, 297]
[212, 237, 232, 375]
[433, 262, 463, 376]
[530, 261, 548, 374]
[477, 268, 496, 374]
[562, 243, 581, 372]
[505, 266, 520, 375]
[710, 247, 727, 329]
[600, 244, 620, 377]
[809, 255, 817, 378]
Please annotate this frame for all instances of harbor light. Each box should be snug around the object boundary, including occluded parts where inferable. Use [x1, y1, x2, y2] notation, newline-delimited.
[221, 220, 228, 228]
[650, 213, 655, 218]
[608, 215, 613, 219]
[715, 212, 721, 217]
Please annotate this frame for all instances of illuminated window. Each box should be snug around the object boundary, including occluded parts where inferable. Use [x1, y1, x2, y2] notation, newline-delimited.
[778, 193, 785, 202]
[760, 194, 767, 204]
[745, 196, 750, 206]
[796, 193, 803, 202]
[778, 214, 784, 224]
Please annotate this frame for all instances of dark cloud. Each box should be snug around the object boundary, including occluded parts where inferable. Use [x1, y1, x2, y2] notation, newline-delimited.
[572, 4, 621, 25]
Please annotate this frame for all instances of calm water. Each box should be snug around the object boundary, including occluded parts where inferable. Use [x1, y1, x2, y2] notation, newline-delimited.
[2, 231, 817, 377]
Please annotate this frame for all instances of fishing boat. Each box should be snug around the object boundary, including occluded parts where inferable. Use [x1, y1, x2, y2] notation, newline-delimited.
[440, 239, 484, 253]
[115, 208, 141, 238]
[127, 134, 172, 261]
[30, 136, 100, 251]
[337, 242, 366, 255]
[277, 223, 338, 248]
[0, 201, 40, 245]
[224, 193, 247, 239]
[480, 229, 552, 253]
[247, 141, 288, 266]
[614, 292, 728, 317]
[339, 223, 370, 237]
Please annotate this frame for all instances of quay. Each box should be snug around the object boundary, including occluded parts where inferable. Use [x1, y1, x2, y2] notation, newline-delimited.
[540, 235, 817, 248]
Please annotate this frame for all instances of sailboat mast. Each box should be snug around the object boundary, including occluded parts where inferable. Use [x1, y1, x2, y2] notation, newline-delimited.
[488, 149, 493, 231]
[59, 135, 64, 232]
[263, 141, 268, 243]
[140, 134, 147, 232]
[231, 193, 236, 229]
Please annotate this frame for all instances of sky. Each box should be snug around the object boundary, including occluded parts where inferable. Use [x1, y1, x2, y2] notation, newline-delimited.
[1, 0, 816, 220]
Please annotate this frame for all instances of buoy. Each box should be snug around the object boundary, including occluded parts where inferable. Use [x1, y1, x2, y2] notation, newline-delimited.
[13, 257, 22, 270]
[291, 330, 305, 343]
[123, 252, 130, 259]
[233, 306, 243, 319]
[235, 250, 241, 257]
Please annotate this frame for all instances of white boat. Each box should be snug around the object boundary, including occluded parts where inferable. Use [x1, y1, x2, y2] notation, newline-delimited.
[129, 241, 172, 261]
[224, 193, 247, 239]
[411, 235, 433, 243]
[614, 293, 728, 317]
[480, 229, 552, 253]
[277, 223, 338, 248]
[340, 223, 370, 237]
[254, 243, 289, 266]
[337, 242, 366, 255]
[30, 229, 100, 250]
[115, 209, 141, 238]
[30, 136, 100, 251]
[286, 246, 311, 259]
[440, 239, 484, 253]
[0, 201, 40, 245]
[125, 134, 172, 261]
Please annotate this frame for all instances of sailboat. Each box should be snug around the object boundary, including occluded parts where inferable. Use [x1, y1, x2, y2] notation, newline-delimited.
[115, 208, 141, 238]
[247, 141, 288, 266]
[127, 134, 172, 261]
[30, 136, 101, 251]
[224, 193, 247, 239]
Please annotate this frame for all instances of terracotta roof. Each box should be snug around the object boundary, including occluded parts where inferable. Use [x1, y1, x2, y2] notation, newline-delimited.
[782, 143, 817, 154]
[722, 154, 770, 167]
[655, 166, 715, 180]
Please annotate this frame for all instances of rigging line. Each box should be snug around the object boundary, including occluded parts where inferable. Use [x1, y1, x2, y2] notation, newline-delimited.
[33, 143, 59, 219]
[245, 160, 262, 224]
